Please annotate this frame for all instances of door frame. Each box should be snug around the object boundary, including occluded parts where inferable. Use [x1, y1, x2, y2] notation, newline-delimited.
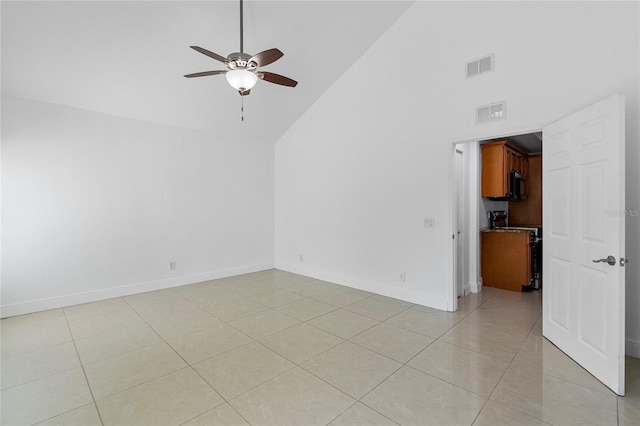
[454, 148, 465, 299]
[453, 147, 465, 300]
[446, 122, 548, 311]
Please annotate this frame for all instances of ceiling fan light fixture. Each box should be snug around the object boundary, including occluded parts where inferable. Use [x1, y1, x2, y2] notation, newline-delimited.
[225, 69, 258, 91]
[185, 0, 298, 99]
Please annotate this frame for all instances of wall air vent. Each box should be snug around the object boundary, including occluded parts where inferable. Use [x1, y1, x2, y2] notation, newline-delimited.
[476, 101, 507, 124]
[466, 54, 494, 78]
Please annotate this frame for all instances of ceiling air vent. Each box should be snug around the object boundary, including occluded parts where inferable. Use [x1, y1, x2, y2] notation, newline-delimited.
[476, 101, 506, 124]
[466, 54, 494, 78]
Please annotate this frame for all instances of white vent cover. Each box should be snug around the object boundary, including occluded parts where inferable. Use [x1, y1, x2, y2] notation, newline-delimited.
[466, 54, 494, 78]
[476, 101, 507, 124]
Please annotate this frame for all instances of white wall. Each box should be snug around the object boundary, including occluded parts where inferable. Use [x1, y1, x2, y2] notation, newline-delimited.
[1, 96, 275, 316]
[274, 2, 640, 352]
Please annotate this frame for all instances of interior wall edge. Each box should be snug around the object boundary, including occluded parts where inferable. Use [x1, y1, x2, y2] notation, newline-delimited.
[275, 261, 448, 311]
[627, 338, 640, 359]
[0, 262, 274, 319]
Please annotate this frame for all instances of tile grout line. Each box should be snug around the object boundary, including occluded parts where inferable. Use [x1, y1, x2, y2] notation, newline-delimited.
[120, 294, 255, 425]
[177, 402, 250, 426]
[287, 290, 500, 418]
[296, 294, 489, 422]
[324, 398, 400, 426]
[212, 302, 354, 407]
[61, 308, 106, 426]
[178, 280, 331, 423]
[214, 282, 386, 345]
[32, 403, 99, 426]
[0, 340, 83, 392]
[181, 285, 404, 423]
[354, 289, 517, 423]
[419, 290, 529, 357]
[401, 291, 497, 366]
[323, 400, 362, 426]
[114, 279, 359, 423]
[470, 303, 546, 426]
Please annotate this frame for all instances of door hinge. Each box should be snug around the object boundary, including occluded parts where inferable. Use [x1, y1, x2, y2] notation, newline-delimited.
[620, 258, 629, 267]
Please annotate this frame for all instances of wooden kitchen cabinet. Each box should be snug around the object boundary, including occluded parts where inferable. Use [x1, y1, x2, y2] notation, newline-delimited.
[481, 230, 531, 292]
[481, 140, 528, 198]
[509, 154, 541, 226]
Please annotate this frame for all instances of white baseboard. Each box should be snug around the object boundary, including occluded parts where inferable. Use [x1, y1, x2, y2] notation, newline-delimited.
[463, 282, 472, 296]
[469, 281, 483, 293]
[275, 262, 448, 311]
[0, 262, 274, 318]
[627, 338, 640, 359]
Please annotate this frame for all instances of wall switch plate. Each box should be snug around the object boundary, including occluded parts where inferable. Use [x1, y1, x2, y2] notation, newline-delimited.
[299, 254, 304, 263]
[424, 218, 435, 229]
[400, 272, 406, 282]
[169, 261, 176, 270]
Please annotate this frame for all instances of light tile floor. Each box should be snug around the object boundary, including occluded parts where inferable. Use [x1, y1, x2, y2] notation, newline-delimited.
[1, 269, 638, 425]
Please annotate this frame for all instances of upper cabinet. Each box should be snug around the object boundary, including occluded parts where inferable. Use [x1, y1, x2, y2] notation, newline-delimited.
[481, 140, 528, 200]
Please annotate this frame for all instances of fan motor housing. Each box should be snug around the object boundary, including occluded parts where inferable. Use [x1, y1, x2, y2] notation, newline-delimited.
[227, 52, 257, 70]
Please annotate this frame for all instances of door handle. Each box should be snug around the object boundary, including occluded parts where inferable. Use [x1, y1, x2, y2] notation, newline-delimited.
[593, 256, 616, 266]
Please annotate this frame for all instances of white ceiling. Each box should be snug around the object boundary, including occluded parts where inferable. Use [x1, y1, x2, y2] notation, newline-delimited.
[1, 1, 413, 142]
[482, 132, 543, 154]
[507, 132, 542, 154]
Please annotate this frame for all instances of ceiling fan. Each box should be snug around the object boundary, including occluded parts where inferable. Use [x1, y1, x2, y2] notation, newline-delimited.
[184, 0, 298, 97]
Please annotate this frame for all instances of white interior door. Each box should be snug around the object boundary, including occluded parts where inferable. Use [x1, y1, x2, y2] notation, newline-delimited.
[543, 93, 626, 395]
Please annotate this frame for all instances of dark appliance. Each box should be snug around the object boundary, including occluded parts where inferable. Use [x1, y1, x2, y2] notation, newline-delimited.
[509, 170, 522, 200]
[487, 210, 507, 229]
[488, 170, 525, 201]
[530, 228, 542, 290]
[498, 226, 542, 290]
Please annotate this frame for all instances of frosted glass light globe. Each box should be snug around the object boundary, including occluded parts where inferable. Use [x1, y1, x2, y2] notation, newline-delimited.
[225, 69, 258, 91]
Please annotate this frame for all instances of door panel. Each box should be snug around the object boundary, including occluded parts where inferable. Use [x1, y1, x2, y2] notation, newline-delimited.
[543, 93, 625, 395]
[549, 168, 570, 237]
[580, 162, 606, 242]
[548, 257, 570, 331]
[579, 266, 607, 355]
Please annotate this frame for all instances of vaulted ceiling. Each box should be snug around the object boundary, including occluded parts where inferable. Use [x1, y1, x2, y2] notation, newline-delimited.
[1, 1, 413, 142]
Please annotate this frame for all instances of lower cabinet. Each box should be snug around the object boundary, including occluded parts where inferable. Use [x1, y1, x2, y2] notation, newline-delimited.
[481, 230, 531, 292]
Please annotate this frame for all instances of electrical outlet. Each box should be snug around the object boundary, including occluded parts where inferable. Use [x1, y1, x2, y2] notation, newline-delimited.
[424, 218, 434, 229]
[400, 272, 406, 282]
[299, 254, 304, 263]
[169, 261, 176, 271]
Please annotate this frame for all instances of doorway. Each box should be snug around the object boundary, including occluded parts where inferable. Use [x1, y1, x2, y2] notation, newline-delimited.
[448, 93, 627, 396]
[452, 129, 542, 310]
[452, 131, 542, 303]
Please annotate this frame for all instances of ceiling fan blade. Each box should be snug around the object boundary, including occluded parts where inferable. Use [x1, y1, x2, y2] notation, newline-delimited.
[190, 46, 228, 63]
[239, 89, 251, 96]
[250, 48, 283, 67]
[259, 71, 298, 87]
[184, 70, 227, 78]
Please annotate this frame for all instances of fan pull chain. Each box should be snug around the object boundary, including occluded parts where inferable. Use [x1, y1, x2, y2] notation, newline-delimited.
[241, 95, 244, 122]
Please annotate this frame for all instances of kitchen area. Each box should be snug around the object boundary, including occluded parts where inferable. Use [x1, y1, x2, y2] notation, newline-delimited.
[479, 134, 542, 293]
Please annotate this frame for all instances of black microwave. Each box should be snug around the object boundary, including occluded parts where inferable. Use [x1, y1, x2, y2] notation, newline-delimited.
[489, 170, 525, 201]
[510, 170, 522, 200]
